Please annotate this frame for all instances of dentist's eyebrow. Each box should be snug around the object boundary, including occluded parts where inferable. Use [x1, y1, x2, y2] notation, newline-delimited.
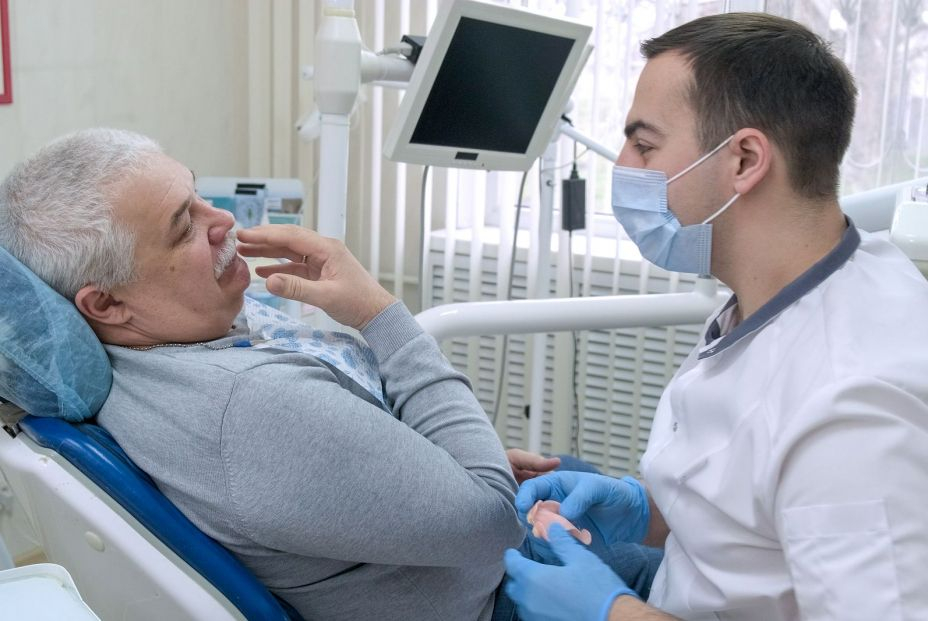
[624, 120, 664, 139]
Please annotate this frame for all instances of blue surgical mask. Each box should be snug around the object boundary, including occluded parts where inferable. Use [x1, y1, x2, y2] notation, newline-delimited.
[611, 136, 739, 275]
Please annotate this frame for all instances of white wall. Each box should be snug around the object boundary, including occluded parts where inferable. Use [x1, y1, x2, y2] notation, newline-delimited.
[0, 0, 251, 180]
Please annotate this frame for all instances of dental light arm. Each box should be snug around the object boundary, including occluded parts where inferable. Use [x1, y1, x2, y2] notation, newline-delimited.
[416, 276, 727, 340]
[302, 0, 415, 240]
[558, 119, 618, 163]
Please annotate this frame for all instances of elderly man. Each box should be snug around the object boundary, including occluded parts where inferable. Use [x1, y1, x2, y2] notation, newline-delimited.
[0, 128, 523, 621]
[504, 12, 928, 621]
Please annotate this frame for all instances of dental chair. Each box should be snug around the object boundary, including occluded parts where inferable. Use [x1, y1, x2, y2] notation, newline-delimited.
[0, 246, 302, 620]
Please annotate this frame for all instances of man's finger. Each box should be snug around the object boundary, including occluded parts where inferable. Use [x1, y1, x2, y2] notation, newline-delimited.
[266, 273, 324, 304]
[254, 263, 309, 279]
[256, 261, 323, 281]
[236, 242, 300, 261]
[237, 225, 332, 265]
[238, 223, 322, 243]
[513, 469, 542, 484]
[537, 456, 562, 470]
[508, 449, 561, 472]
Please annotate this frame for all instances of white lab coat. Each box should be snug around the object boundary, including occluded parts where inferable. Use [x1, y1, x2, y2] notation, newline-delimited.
[642, 225, 928, 620]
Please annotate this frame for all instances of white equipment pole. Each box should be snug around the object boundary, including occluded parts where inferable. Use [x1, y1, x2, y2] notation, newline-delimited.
[524, 141, 559, 453]
[524, 124, 613, 453]
[314, 1, 361, 240]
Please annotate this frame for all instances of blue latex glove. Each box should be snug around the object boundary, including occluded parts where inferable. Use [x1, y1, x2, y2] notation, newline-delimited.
[516, 472, 650, 546]
[504, 524, 639, 621]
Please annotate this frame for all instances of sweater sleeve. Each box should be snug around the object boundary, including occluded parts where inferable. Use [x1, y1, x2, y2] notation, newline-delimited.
[220, 302, 523, 567]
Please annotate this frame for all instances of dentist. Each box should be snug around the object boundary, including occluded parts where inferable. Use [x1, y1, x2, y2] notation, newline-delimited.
[504, 12, 928, 621]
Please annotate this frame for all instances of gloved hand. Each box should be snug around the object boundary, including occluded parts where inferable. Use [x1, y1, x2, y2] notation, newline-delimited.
[504, 524, 639, 621]
[516, 471, 650, 546]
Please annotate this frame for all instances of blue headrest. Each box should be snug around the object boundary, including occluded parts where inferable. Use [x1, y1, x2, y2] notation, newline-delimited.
[0, 245, 111, 421]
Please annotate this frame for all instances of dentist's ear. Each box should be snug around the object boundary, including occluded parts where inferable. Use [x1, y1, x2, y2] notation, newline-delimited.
[729, 128, 772, 196]
[74, 285, 132, 327]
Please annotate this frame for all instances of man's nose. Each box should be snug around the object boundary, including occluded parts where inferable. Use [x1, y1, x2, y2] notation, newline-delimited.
[207, 205, 235, 245]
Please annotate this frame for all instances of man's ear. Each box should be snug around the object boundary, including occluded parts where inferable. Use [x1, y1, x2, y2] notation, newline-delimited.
[729, 128, 772, 196]
[74, 285, 132, 326]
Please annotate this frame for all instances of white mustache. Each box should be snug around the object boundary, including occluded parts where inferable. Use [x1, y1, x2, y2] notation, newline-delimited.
[214, 232, 239, 279]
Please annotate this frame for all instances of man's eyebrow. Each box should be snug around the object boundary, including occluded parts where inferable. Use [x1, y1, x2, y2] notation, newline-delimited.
[169, 194, 193, 235]
[167, 170, 198, 236]
[624, 120, 664, 139]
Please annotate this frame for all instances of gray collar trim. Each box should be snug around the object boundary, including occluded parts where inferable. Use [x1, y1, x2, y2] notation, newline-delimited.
[698, 218, 860, 360]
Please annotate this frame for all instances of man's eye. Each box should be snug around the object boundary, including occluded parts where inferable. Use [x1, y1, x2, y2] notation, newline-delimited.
[634, 142, 653, 155]
[183, 220, 195, 240]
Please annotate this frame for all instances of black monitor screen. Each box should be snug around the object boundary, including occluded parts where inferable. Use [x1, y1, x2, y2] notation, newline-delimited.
[410, 17, 574, 154]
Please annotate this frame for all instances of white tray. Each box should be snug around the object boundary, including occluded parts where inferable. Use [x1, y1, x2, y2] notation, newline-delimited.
[0, 563, 100, 620]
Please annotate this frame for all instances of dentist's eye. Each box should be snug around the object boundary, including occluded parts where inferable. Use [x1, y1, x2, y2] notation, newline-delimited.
[634, 142, 653, 155]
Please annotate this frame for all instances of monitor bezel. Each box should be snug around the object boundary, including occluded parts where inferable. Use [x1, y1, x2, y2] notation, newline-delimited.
[383, 0, 592, 171]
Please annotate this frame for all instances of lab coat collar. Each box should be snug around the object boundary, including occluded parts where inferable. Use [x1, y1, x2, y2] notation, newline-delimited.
[698, 217, 861, 360]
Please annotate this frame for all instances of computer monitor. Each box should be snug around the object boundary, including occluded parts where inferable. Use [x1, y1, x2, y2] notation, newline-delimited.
[383, 0, 592, 171]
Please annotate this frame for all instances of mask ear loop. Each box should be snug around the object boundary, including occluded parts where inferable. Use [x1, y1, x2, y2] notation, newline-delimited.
[667, 135, 735, 184]
[702, 192, 740, 225]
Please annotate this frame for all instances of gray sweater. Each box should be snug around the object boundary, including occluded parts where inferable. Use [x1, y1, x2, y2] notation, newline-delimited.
[98, 302, 522, 621]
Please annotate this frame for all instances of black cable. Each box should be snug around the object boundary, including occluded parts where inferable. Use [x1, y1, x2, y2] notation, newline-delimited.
[419, 166, 430, 312]
[568, 139, 584, 455]
[491, 168, 531, 426]
[568, 229, 583, 458]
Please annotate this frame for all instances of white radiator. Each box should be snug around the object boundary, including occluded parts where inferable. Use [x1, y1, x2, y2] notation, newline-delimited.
[427, 228, 718, 476]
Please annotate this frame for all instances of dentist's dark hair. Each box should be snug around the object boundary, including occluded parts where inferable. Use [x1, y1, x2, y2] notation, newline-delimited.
[642, 12, 857, 200]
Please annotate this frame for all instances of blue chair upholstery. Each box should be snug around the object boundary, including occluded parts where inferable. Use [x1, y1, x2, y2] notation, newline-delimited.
[0, 245, 302, 620]
[18, 415, 302, 621]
